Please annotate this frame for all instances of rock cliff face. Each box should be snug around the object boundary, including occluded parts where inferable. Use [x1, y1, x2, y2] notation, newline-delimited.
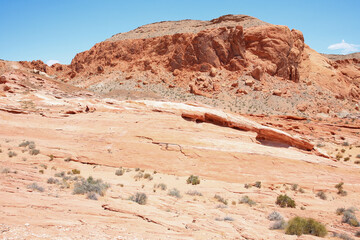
[50, 22, 305, 83]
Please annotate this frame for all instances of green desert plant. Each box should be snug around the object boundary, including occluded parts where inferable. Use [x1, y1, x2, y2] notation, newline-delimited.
[285, 217, 327, 237]
[239, 195, 256, 206]
[335, 182, 347, 196]
[214, 194, 228, 205]
[73, 176, 110, 196]
[316, 191, 327, 200]
[130, 192, 147, 205]
[186, 175, 200, 185]
[276, 194, 296, 208]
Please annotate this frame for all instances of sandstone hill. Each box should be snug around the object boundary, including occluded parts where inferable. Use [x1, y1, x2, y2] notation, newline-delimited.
[1, 14, 360, 239]
[19, 14, 360, 119]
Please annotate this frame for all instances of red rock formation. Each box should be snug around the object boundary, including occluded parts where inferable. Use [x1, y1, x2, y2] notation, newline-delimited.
[244, 26, 304, 82]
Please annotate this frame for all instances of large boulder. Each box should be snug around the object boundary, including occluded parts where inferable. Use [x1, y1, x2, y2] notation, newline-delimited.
[244, 25, 304, 81]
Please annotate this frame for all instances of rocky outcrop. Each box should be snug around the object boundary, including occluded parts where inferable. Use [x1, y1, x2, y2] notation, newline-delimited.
[128, 100, 314, 151]
[244, 25, 304, 82]
[52, 21, 305, 82]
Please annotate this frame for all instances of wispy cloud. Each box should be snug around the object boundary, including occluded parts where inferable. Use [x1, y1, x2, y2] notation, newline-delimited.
[46, 60, 61, 66]
[328, 40, 360, 54]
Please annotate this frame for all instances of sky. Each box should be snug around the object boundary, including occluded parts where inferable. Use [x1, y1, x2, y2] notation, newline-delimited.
[0, 0, 359, 65]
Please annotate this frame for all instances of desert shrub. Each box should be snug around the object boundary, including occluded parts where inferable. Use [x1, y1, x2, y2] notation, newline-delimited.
[39, 169, 44, 174]
[342, 209, 359, 227]
[1, 168, 11, 174]
[336, 207, 345, 215]
[244, 183, 252, 189]
[356, 154, 360, 159]
[47, 177, 59, 184]
[168, 188, 181, 198]
[316, 191, 327, 200]
[27, 182, 44, 192]
[8, 151, 17, 158]
[239, 195, 256, 206]
[49, 154, 54, 161]
[335, 182, 347, 196]
[54, 171, 65, 177]
[86, 192, 98, 200]
[335, 233, 354, 240]
[291, 184, 298, 191]
[285, 217, 327, 237]
[270, 220, 286, 230]
[268, 211, 283, 221]
[214, 194, 228, 205]
[299, 188, 305, 193]
[276, 195, 296, 208]
[186, 190, 202, 196]
[223, 216, 234, 221]
[73, 176, 110, 196]
[342, 142, 350, 146]
[254, 181, 261, 188]
[135, 168, 140, 171]
[71, 169, 80, 174]
[344, 157, 350, 162]
[19, 141, 33, 147]
[115, 168, 124, 176]
[355, 231, 360, 237]
[154, 183, 167, 190]
[29, 149, 40, 155]
[144, 173, 153, 180]
[130, 192, 147, 205]
[134, 172, 144, 180]
[186, 175, 200, 185]
[64, 157, 71, 162]
[355, 160, 360, 164]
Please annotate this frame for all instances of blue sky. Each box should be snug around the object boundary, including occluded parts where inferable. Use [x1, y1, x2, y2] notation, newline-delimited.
[0, 0, 359, 65]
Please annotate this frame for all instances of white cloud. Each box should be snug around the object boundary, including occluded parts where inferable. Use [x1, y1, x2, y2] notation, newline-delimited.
[46, 60, 61, 66]
[328, 40, 360, 54]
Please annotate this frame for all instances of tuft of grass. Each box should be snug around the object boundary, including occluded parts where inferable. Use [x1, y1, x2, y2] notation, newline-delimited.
[115, 168, 124, 176]
[276, 194, 296, 208]
[285, 217, 327, 237]
[86, 192, 98, 200]
[270, 220, 286, 230]
[268, 211, 283, 221]
[335, 182, 347, 196]
[244, 183, 252, 189]
[316, 191, 327, 200]
[129, 192, 147, 205]
[254, 181, 261, 188]
[8, 151, 17, 158]
[186, 190, 203, 196]
[144, 173, 153, 180]
[29, 149, 40, 155]
[214, 194, 228, 205]
[47, 177, 59, 184]
[333, 232, 354, 240]
[239, 195, 256, 206]
[154, 183, 167, 190]
[186, 175, 200, 185]
[336, 207, 345, 215]
[1, 168, 11, 174]
[223, 216, 234, 221]
[342, 209, 359, 227]
[168, 188, 181, 198]
[27, 182, 44, 192]
[73, 176, 110, 196]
